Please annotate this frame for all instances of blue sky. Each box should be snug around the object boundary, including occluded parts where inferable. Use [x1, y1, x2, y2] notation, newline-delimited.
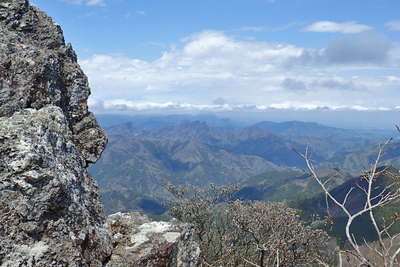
[32, 0, 400, 128]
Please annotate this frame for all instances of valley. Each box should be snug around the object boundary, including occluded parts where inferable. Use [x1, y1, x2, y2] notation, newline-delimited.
[90, 114, 399, 215]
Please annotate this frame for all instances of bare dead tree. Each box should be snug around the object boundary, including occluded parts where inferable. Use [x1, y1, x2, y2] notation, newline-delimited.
[296, 139, 400, 267]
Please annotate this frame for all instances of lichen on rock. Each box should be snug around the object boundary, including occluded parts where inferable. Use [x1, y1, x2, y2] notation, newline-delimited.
[106, 212, 200, 267]
[0, 107, 112, 266]
[0, 0, 106, 164]
[0, 0, 112, 265]
[0, 1, 200, 266]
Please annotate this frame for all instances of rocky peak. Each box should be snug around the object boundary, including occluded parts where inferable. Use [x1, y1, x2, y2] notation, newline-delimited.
[0, 0, 105, 164]
[0, 0, 112, 265]
[0, 1, 199, 266]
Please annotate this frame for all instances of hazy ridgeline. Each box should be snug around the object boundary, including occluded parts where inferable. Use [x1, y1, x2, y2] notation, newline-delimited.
[88, 114, 400, 265]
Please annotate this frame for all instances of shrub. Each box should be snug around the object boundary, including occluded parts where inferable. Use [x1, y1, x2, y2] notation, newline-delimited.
[166, 183, 330, 266]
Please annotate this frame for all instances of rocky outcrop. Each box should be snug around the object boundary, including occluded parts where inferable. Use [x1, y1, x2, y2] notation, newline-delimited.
[0, 107, 112, 266]
[0, 0, 112, 265]
[0, 1, 200, 266]
[0, 0, 106, 164]
[106, 212, 200, 267]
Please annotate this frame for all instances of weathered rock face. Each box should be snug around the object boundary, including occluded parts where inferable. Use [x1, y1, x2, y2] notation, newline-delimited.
[0, 0, 106, 164]
[106, 212, 200, 267]
[0, 107, 112, 266]
[0, 1, 200, 266]
[0, 0, 112, 265]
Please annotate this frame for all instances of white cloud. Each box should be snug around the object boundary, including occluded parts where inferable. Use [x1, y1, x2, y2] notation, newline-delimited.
[385, 21, 400, 31]
[324, 32, 390, 64]
[64, 0, 105, 6]
[303, 21, 373, 34]
[387, 76, 400, 82]
[80, 31, 400, 113]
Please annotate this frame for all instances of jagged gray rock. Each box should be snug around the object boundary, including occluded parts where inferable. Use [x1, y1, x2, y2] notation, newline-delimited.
[106, 212, 200, 267]
[0, 107, 112, 266]
[0, 0, 106, 164]
[0, 0, 112, 265]
[0, 1, 200, 266]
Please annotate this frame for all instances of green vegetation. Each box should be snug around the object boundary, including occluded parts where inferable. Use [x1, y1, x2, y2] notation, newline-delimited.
[91, 117, 400, 266]
[165, 183, 332, 266]
[91, 119, 399, 215]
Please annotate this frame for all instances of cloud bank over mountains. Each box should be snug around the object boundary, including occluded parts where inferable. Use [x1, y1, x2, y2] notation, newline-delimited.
[81, 30, 400, 114]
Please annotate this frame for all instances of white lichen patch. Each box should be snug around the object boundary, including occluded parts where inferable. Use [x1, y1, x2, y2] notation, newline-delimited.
[128, 221, 180, 250]
[27, 241, 48, 258]
[163, 232, 181, 243]
[1, 241, 49, 267]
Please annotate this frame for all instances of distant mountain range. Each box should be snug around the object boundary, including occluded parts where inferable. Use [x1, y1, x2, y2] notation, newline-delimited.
[90, 114, 400, 215]
[90, 133, 282, 214]
[236, 168, 353, 202]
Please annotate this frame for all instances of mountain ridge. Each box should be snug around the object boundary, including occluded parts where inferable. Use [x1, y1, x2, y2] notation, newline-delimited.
[91, 117, 398, 215]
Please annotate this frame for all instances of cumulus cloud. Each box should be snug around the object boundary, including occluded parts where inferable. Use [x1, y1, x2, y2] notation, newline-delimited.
[281, 77, 361, 92]
[304, 21, 373, 34]
[291, 32, 395, 66]
[311, 78, 358, 91]
[80, 30, 400, 113]
[385, 21, 400, 31]
[213, 97, 227, 105]
[281, 78, 307, 91]
[325, 32, 391, 64]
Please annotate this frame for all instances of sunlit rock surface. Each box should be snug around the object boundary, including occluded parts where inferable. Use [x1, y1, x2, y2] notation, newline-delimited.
[0, 107, 112, 266]
[0, 0, 106, 164]
[0, 0, 112, 265]
[106, 212, 200, 267]
[0, 1, 200, 266]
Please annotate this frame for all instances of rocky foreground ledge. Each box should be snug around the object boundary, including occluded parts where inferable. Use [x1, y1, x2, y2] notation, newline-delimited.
[106, 212, 199, 267]
[0, 0, 199, 266]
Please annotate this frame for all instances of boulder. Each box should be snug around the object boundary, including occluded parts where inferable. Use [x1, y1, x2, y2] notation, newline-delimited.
[106, 212, 200, 267]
